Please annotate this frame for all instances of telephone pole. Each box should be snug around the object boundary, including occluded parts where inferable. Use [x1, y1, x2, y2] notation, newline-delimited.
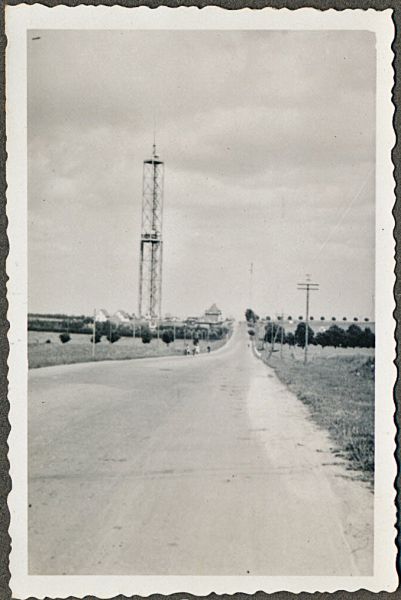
[297, 277, 319, 365]
[92, 308, 96, 360]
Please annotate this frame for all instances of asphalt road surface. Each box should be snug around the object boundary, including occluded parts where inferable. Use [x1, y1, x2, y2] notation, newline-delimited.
[28, 323, 373, 575]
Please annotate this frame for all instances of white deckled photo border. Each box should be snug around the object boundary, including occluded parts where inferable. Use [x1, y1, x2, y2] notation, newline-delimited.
[5, 5, 397, 598]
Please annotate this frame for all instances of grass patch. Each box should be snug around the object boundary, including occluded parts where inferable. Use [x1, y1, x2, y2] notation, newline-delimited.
[28, 331, 228, 369]
[265, 348, 374, 483]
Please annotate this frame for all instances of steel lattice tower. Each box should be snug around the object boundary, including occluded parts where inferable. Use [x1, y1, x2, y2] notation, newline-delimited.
[138, 144, 164, 319]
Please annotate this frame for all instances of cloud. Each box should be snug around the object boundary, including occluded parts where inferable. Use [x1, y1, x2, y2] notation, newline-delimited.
[27, 29, 376, 318]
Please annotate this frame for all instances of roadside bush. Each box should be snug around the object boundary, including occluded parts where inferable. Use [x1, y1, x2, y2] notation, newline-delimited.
[141, 329, 152, 344]
[59, 333, 71, 344]
[106, 331, 121, 344]
[285, 332, 295, 346]
[90, 332, 102, 344]
[162, 329, 174, 346]
[245, 308, 257, 323]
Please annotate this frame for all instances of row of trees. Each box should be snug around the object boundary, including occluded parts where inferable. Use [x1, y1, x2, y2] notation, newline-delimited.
[58, 323, 229, 346]
[259, 322, 375, 349]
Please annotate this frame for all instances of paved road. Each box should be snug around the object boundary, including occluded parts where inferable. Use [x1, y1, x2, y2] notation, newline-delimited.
[28, 323, 373, 575]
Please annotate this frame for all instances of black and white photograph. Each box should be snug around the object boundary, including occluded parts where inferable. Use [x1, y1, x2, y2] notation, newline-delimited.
[5, 5, 397, 598]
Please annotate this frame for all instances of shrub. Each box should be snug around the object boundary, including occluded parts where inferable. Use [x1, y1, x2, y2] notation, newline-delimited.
[285, 332, 295, 346]
[162, 329, 174, 346]
[141, 329, 152, 344]
[106, 331, 120, 343]
[59, 333, 71, 344]
[90, 332, 102, 344]
[245, 309, 256, 323]
[248, 329, 255, 337]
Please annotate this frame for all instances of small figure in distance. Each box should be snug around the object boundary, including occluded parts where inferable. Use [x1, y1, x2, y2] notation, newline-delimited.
[207, 345, 211, 353]
[195, 345, 200, 355]
[184, 344, 190, 356]
[192, 347, 196, 356]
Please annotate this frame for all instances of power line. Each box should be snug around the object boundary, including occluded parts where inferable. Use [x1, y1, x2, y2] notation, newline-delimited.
[315, 176, 370, 257]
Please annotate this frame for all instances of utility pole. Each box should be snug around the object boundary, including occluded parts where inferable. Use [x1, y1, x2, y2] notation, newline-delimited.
[280, 313, 284, 359]
[249, 262, 254, 308]
[271, 318, 275, 353]
[92, 308, 96, 360]
[297, 277, 319, 365]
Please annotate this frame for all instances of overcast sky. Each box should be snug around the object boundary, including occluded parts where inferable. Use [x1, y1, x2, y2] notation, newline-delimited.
[28, 29, 376, 320]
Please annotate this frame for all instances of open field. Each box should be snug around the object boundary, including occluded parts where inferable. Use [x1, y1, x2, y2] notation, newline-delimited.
[262, 344, 374, 483]
[28, 330, 228, 369]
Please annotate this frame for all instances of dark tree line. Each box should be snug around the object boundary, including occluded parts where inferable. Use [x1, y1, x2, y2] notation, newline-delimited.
[53, 320, 230, 346]
[262, 322, 375, 349]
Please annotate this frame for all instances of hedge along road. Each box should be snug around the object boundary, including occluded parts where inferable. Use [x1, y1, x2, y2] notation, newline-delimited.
[28, 322, 373, 576]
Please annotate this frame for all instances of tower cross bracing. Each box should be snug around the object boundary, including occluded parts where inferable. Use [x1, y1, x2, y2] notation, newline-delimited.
[138, 145, 164, 319]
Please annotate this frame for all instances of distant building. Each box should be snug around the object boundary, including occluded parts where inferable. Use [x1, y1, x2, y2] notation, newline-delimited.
[112, 310, 131, 324]
[203, 303, 223, 323]
[164, 313, 180, 322]
[95, 308, 110, 323]
[185, 316, 200, 326]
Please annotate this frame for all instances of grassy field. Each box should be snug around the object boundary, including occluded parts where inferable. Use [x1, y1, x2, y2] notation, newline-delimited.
[262, 343, 375, 483]
[28, 330, 228, 369]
